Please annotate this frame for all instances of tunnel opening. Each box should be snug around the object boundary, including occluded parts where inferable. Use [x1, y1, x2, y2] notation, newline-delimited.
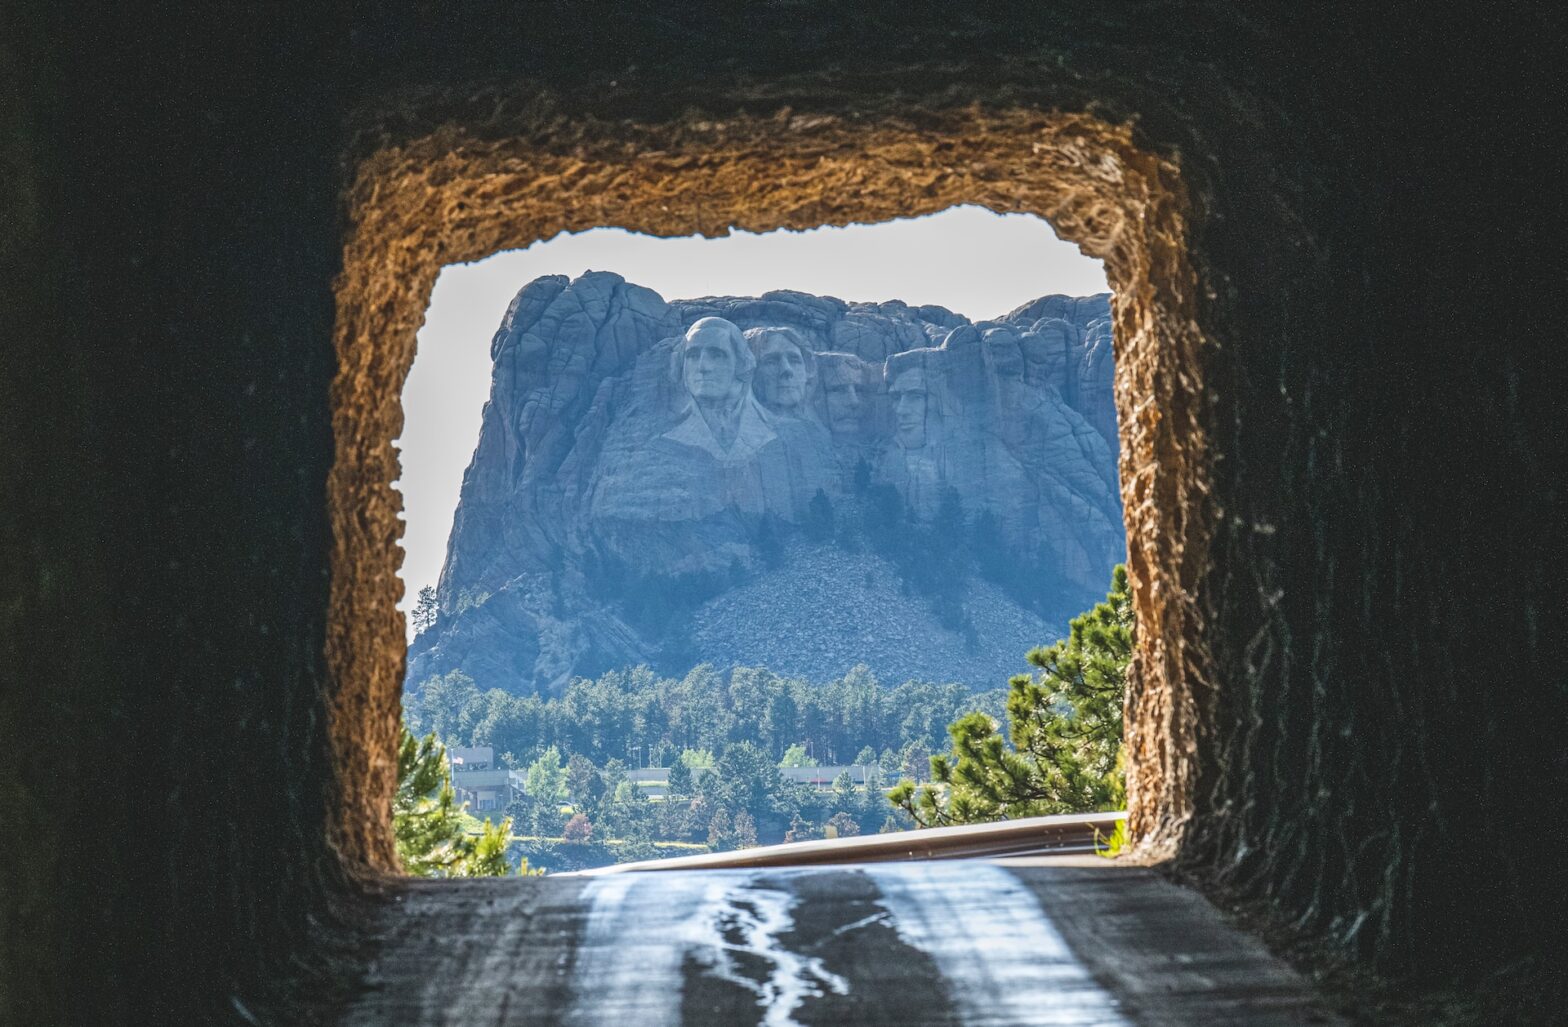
[394, 210, 1131, 870]
[329, 106, 1211, 879]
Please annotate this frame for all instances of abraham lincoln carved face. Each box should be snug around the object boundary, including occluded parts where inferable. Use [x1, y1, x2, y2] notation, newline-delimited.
[889, 366, 932, 449]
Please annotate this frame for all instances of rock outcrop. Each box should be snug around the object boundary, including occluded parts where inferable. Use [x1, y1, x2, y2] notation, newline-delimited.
[409, 272, 1123, 693]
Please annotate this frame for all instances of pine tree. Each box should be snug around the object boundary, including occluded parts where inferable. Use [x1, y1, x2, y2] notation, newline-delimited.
[683, 796, 712, 843]
[888, 565, 1133, 828]
[825, 811, 861, 838]
[852, 458, 872, 494]
[666, 759, 694, 798]
[600, 758, 628, 798]
[393, 723, 520, 877]
[784, 812, 816, 843]
[566, 754, 603, 809]
[707, 809, 733, 848]
[716, 741, 784, 815]
[733, 810, 759, 849]
[805, 488, 835, 541]
[933, 486, 965, 542]
[466, 818, 518, 876]
[412, 585, 439, 634]
[411, 669, 481, 741]
[863, 484, 904, 545]
[971, 509, 1009, 583]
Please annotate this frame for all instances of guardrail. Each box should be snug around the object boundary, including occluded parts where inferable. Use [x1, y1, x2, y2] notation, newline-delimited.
[565, 810, 1126, 876]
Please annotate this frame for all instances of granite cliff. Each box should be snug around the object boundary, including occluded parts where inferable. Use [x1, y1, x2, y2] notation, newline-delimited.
[407, 272, 1124, 694]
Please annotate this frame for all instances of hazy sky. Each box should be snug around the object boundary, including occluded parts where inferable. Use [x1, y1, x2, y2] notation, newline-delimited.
[396, 204, 1107, 617]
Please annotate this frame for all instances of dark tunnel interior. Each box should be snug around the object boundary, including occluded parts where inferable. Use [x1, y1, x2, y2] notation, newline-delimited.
[2, 4, 1563, 1022]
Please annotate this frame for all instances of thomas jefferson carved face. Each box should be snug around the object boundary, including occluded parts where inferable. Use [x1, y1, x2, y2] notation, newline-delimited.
[679, 318, 749, 404]
[749, 328, 812, 413]
[889, 367, 932, 449]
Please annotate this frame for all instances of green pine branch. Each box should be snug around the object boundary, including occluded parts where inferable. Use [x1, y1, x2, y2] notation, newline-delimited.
[891, 565, 1132, 828]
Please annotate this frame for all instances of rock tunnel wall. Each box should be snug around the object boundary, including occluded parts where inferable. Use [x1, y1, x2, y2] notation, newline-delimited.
[3, 4, 1562, 1022]
[330, 103, 1204, 881]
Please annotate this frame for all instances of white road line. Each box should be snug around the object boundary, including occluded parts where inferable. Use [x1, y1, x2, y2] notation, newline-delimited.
[567, 870, 844, 1027]
[864, 862, 1129, 1026]
[568, 864, 1127, 1026]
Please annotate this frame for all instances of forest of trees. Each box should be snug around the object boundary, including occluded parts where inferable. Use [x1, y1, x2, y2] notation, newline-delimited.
[405, 663, 1006, 777]
[401, 565, 1132, 874]
[403, 663, 1005, 872]
[500, 739, 911, 873]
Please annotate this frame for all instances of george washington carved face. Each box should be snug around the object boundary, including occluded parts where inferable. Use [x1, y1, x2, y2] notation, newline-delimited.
[673, 317, 752, 405]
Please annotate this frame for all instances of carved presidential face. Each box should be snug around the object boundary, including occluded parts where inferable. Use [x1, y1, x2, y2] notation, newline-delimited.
[889, 367, 931, 449]
[682, 322, 744, 402]
[824, 377, 863, 433]
[754, 334, 809, 412]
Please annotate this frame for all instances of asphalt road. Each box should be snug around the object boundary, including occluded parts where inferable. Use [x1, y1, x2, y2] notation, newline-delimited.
[339, 860, 1337, 1025]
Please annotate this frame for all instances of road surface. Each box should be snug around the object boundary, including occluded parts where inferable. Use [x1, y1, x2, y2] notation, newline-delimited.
[339, 860, 1337, 1025]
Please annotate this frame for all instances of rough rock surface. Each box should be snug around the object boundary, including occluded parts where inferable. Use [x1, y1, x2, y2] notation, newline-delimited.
[409, 272, 1122, 693]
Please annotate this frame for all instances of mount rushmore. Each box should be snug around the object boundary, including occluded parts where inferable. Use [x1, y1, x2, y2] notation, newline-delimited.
[407, 271, 1124, 694]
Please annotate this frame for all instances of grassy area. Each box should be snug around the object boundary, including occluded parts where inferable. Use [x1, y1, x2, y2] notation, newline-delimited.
[456, 810, 508, 836]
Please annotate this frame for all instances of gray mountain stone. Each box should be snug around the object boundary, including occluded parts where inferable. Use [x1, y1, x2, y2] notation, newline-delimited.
[409, 272, 1124, 694]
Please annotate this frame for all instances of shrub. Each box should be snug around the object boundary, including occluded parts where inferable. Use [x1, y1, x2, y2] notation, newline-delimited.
[563, 813, 593, 844]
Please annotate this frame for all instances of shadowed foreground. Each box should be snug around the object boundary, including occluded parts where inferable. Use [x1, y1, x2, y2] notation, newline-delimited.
[340, 861, 1334, 1025]
[9, 8, 1558, 1022]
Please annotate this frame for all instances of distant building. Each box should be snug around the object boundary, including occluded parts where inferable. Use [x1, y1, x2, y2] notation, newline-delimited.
[447, 745, 510, 813]
[627, 764, 879, 797]
[779, 765, 877, 789]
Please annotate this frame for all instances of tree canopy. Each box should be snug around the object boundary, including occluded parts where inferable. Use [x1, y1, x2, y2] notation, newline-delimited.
[393, 723, 520, 877]
[889, 565, 1132, 827]
[524, 746, 568, 806]
[412, 585, 439, 634]
[405, 663, 1005, 777]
